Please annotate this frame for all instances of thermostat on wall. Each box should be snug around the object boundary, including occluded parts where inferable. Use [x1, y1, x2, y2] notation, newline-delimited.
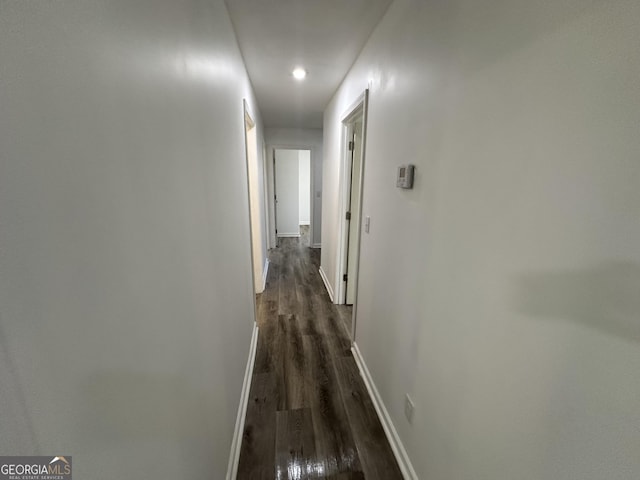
[396, 164, 415, 189]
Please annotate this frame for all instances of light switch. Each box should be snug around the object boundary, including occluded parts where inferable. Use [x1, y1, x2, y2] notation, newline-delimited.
[364, 216, 370, 233]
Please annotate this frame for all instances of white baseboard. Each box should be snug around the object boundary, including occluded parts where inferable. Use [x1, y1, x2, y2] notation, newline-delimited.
[277, 233, 300, 238]
[318, 266, 334, 302]
[261, 258, 269, 292]
[299, 221, 311, 226]
[226, 323, 259, 480]
[351, 343, 418, 480]
[310, 243, 321, 249]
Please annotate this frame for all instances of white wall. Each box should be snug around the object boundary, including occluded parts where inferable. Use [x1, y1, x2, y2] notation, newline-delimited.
[323, 0, 640, 478]
[265, 128, 323, 247]
[298, 150, 311, 225]
[0, 1, 263, 478]
[274, 150, 300, 236]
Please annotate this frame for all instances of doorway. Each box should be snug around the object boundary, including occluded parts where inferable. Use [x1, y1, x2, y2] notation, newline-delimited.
[243, 102, 267, 294]
[337, 90, 368, 339]
[273, 148, 312, 247]
[345, 117, 363, 305]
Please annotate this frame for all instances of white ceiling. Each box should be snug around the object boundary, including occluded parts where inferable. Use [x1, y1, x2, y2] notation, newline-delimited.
[225, 0, 393, 129]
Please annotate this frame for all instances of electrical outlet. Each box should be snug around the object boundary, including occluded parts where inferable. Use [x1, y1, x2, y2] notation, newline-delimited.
[404, 394, 414, 424]
[364, 216, 370, 233]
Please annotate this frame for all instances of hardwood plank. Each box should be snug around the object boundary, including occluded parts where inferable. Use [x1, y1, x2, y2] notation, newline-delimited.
[313, 295, 352, 359]
[278, 253, 299, 315]
[293, 255, 306, 287]
[272, 314, 288, 411]
[302, 336, 363, 478]
[336, 305, 353, 340]
[257, 313, 307, 411]
[254, 313, 277, 375]
[296, 283, 319, 335]
[332, 473, 365, 480]
[280, 314, 307, 411]
[258, 255, 280, 328]
[258, 298, 279, 326]
[275, 408, 319, 479]
[334, 357, 404, 480]
[237, 372, 278, 480]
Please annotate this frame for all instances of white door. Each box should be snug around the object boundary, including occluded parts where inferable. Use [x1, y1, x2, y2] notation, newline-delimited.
[274, 149, 300, 237]
[345, 119, 363, 304]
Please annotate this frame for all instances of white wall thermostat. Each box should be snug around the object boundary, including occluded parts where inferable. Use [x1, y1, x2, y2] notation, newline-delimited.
[396, 164, 415, 189]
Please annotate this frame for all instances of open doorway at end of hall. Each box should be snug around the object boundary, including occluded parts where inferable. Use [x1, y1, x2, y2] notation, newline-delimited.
[273, 148, 312, 247]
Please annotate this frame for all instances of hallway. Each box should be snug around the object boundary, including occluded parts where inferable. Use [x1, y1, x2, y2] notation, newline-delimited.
[2, 1, 639, 478]
[237, 239, 402, 479]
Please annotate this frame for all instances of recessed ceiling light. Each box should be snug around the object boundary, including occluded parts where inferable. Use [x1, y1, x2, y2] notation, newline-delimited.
[292, 67, 307, 80]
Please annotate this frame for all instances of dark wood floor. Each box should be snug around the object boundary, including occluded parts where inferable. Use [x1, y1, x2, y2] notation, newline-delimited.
[237, 238, 403, 480]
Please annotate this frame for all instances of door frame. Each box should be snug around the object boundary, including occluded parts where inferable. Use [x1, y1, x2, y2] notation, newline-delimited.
[336, 90, 369, 339]
[242, 100, 263, 301]
[268, 145, 315, 248]
[262, 141, 271, 250]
